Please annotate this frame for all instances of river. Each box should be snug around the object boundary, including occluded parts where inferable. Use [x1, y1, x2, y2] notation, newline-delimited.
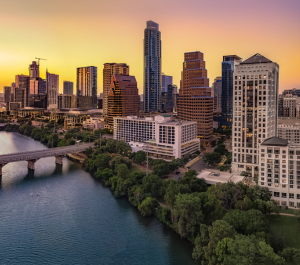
[0, 132, 197, 265]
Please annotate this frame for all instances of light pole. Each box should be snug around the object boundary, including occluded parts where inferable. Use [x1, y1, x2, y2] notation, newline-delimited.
[146, 142, 149, 176]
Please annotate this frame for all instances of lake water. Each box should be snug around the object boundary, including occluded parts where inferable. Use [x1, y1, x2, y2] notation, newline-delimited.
[0, 132, 197, 265]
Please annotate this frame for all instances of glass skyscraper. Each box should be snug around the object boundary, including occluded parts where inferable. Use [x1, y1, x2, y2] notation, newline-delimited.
[220, 55, 242, 128]
[143, 20, 161, 113]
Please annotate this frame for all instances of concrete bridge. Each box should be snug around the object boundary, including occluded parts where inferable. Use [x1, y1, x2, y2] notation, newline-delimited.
[0, 143, 94, 176]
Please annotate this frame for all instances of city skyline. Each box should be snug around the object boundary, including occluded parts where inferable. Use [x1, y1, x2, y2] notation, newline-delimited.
[1, 0, 300, 94]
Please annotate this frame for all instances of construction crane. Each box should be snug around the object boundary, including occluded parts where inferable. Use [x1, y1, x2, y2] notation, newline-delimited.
[35, 57, 47, 66]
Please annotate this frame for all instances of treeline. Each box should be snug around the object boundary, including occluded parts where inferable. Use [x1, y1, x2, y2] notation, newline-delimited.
[85, 145, 300, 265]
[4, 121, 112, 148]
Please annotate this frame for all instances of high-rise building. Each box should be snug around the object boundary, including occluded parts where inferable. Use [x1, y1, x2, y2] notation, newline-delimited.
[77, 66, 97, 108]
[29, 61, 39, 78]
[282, 88, 300, 97]
[212, 77, 222, 113]
[161, 84, 174, 113]
[107, 74, 140, 127]
[15, 75, 30, 108]
[63, 81, 74, 95]
[220, 55, 242, 128]
[177, 51, 213, 144]
[143, 20, 161, 113]
[231, 53, 279, 176]
[4, 86, 11, 106]
[162, 74, 173, 93]
[46, 71, 59, 109]
[103, 63, 129, 119]
[58, 94, 77, 109]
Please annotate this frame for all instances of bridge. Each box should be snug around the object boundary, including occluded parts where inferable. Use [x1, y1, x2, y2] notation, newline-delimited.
[0, 143, 94, 176]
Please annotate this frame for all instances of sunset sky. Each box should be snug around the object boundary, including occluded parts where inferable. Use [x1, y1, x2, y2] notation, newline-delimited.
[0, 0, 299, 94]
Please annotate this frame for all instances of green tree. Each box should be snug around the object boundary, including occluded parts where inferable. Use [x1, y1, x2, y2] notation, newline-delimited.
[178, 170, 207, 193]
[116, 163, 130, 179]
[279, 248, 300, 263]
[94, 153, 111, 170]
[64, 132, 72, 140]
[134, 150, 146, 164]
[216, 234, 285, 265]
[138, 197, 158, 217]
[203, 152, 222, 166]
[142, 175, 163, 198]
[95, 168, 113, 181]
[247, 185, 272, 202]
[214, 144, 228, 156]
[192, 224, 210, 261]
[173, 193, 204, 239]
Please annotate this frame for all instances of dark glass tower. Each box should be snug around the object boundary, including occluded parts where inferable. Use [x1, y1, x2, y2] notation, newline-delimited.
[220, 55, 242, 128]
[143, 20, 161, 113]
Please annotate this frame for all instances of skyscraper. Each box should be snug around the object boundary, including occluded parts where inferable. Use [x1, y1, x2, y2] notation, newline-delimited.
[162, 74, 173, 93]
[15, 75, 30, 108]
[231, 53, 279, 176]
[77, 66, 97, 108]
[220, 55, 242, 128]
[212, 77, 222, 113]
[63, 81, 74, 95]
[29, 61, 39, 78]
[107, 74, 140, 127]
[103, 63, 129, 119]
[177, 52, 213, 144]
[143, 20, 161, 113]
[46, 71, 59, 109]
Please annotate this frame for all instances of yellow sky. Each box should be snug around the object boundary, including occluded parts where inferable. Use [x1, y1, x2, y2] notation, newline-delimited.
[0, 0, 299, 94]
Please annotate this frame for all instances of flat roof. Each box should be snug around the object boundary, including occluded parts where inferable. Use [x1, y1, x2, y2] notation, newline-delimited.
[197, 170, 244, 185]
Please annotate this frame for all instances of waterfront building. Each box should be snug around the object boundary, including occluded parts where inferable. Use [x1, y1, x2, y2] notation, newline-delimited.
[58, 94, 77, 109]
[162, 74, 173, 93]
[213, 77, 222, 113]
[259, 137, 300, 208]
[220, 55, 242, 129]
[114, 115, 199, 159]
[103, 63, 129, 119]
[231, 53, 279, 176]
[177, 51, 213, 144]
[143, 20, 161, 113]
[63, 81, 74, 95]
[77, 66, 97, 108]
[46, 71, 59, 110]
[107, 74, 140, 127]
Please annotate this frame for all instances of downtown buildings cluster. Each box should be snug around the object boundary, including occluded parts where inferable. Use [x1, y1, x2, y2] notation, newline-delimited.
[1, 20, 300, 208]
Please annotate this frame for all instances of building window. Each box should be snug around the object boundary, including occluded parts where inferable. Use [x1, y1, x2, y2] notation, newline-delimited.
[289, 193, 294, 199]
[274, 192, 280, 197]
[282, 193, 287, 198]
[289, 202, 295, 207]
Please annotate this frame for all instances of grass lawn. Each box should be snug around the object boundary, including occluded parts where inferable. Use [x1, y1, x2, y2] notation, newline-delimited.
[278, 208, 299, 215]
[130, 163, 152, 173]
[267, 215, 300, 249]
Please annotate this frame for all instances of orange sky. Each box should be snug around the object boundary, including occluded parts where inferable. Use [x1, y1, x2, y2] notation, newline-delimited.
[0, 0, 299, 94]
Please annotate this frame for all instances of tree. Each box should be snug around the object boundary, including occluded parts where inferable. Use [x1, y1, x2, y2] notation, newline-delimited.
[138, 197, 158, 217]
[116, 163, 130, 179]
[247, 185, 272, 202]
[214, 144, 228, 156]
[203, 220, 236, 265]
[95, 168, 113, 181]
[134, 150, 146, 164]
[279, 248, 300, 263]
[222, 209, 268, 235]
[85, 147, 93, 157]
[203, 152, 222, 166]
[173, 193, 204, 239]
[211, 139, 217, 147]
[64, 132, 72, 140]
[57, 139, 68, 147]
[94, 153, 111, 170]
[178, 171, 207, 193]
[142, 175, 163, 198]
[216, 234, 285, 265]
[192, 224, 210, 261]
[111, 156, 132, 171]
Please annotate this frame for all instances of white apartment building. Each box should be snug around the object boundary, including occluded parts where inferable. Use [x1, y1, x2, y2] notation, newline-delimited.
[278, 119, 300, 144]
[82, 117, 105, 130]
[259, 137, 300, 208]
[114, 115, 200, 159]
[232, 53, 279, 176]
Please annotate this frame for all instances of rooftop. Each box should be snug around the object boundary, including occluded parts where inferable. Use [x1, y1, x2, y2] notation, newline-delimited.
[197, 169, 245, 185]
[261, 136, 288, 146]
[240, 53, 273, 65]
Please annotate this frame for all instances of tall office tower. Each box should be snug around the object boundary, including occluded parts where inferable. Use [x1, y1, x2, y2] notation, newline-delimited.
[46, 71, 59, 109]
[4, 86, 11, 106]
[231, 53, 279, 176]
[77, 66, 97, 108]
[220, 55, 242, 129]
[162, 74, 173, 93]
[11, 82, 16, 102]
[213, 77, 222, 113]
[282, 88, 300, 97]
[15, 75, 30, 108]
[63, 81, 74, 95]
[103, 63, 129, 119]
[107, 74, 140, 127]
[177, 51, 213, 144]
[29, 61, 39, 78]
[143, 20, 162, 113]
[161, 84, 175, 112]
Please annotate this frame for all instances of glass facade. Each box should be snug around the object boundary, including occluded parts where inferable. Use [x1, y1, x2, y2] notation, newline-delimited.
[143, 21, 161, 113]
